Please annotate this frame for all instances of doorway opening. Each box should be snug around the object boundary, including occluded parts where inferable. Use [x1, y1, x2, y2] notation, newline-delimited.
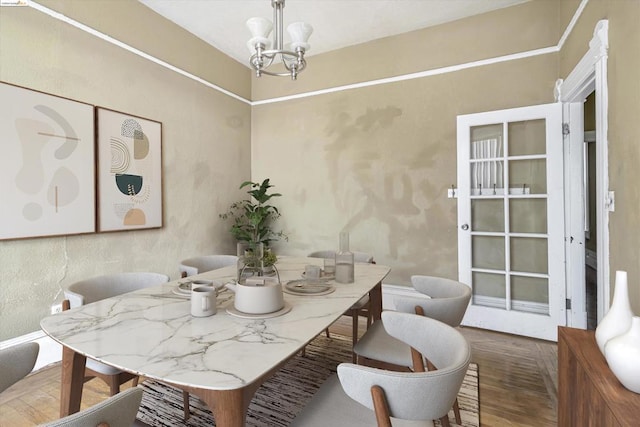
[558, 19, 609, 330]
[583, 92, 597, 330]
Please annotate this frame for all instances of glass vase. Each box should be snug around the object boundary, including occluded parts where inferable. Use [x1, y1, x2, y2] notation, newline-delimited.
[335, 232, 354, 284]
[237, 241, 264, 282]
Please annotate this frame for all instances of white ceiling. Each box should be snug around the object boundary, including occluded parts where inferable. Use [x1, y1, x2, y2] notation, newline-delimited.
[139, 0, 528, 67]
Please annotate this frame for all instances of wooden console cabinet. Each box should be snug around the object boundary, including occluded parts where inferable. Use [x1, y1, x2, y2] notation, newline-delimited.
[558, 326, 640, 426]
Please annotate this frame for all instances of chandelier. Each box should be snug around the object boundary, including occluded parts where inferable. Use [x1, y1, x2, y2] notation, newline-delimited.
[246, 0, 313, 80]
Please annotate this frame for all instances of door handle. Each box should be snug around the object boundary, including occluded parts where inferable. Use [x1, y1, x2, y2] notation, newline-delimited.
[461, 224, 469, 230]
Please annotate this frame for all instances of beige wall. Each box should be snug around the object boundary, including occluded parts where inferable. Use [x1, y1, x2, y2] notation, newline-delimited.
[0, 1, 252, 340]
[252, 6, 559, 286]
[559, 0, 640, 313]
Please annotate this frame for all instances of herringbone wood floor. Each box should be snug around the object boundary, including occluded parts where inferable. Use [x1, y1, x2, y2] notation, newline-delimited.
[0, 319, 557, 426]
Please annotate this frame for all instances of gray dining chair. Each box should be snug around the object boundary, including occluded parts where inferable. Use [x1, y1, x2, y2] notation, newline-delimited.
[39, 387, 144, 427]
[291, 311, 471, 427]
[353, 275, 472, 425]
[308, 250, 375, 362]
[179, 254, 238, 278]
[64, 272, 170, 396]
[0, 342, 39, 394]
[1, 343, 145, 427]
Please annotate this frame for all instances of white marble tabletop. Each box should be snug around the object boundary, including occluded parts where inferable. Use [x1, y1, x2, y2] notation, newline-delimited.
[40, 256, 390, 391]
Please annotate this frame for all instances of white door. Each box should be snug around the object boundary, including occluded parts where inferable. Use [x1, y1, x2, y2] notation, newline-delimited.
[457, 103, 565, 341]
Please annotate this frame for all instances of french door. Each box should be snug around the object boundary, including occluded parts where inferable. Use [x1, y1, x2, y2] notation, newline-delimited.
[457, 103, 565, 341]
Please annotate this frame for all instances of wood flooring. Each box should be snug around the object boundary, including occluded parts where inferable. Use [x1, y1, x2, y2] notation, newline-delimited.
[0, 320, 557, 426]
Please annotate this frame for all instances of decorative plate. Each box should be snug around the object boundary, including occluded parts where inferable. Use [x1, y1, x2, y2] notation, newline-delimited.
[284, 280, 335, 296]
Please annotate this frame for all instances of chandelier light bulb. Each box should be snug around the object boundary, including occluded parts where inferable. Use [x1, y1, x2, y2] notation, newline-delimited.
[287, 22, 313, 51]
[246, 17, 273, 39]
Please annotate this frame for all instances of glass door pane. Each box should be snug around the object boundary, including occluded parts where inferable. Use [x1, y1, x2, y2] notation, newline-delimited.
[470, 124, 503, 195]
[508, 119, 546, 156]
[472, 199, 504, 232]
[468, 116, 550, 314]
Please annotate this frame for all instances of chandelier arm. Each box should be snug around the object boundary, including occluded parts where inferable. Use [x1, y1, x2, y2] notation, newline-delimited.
[255, 68, 296, 78]
[258, 48, 299, 59]
[250, 50, 276, 69]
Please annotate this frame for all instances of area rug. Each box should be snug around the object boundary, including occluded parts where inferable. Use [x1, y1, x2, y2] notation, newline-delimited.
[137, 334, 479, 426]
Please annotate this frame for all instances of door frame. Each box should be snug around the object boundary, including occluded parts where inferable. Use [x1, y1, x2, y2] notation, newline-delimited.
[555, 20, 610, 325]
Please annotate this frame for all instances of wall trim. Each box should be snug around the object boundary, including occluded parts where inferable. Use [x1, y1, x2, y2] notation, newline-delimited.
[557, 0, 590, 50]
[23, 0, 252, 105]
[16, 0, 589, 106]
[252, 46, 558, 106]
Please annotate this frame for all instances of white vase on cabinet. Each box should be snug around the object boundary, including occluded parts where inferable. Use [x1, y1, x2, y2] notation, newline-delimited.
[605, 316, 640, 394]
[595, 270, 633, 354]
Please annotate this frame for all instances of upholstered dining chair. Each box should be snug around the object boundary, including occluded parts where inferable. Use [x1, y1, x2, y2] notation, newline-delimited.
[291, 311, 471, 427]
[39, 387, 144, 427]
[0, 342, 39, 394]
[308, 250, 375, 362]
[1, 343, 144, 427]
[64, 272, 170, 396]
[353, 275, 472, 425]
[178, 255, 238, 278]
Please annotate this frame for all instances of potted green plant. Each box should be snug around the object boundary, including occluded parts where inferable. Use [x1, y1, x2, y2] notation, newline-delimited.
[220, 179, 287, 273]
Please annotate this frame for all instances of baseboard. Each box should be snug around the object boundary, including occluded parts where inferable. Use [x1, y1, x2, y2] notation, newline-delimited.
[1, 283, 419, 374]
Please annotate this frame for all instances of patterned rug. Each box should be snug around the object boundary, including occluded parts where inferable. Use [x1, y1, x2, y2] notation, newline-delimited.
[137, 334, 479, 426]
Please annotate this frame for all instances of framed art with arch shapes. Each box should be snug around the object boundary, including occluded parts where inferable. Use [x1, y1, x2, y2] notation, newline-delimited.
[96, 107, 163, 232]
[0, 81, 95, 240]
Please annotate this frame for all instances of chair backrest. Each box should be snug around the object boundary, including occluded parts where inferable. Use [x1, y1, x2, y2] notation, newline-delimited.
[0, 342, 39, 394]
[65, 272, 170, 308]
[337, 311, 471, 422]
[39, 387, 143, 427]
[393, 275, 472, 328]
[179, 255, 238, 277]
[308, 250, 374, 263]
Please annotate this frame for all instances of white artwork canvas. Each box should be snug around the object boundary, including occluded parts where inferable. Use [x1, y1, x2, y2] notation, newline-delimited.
[0, 82, 95, 240]
[97, 108, 162, 231]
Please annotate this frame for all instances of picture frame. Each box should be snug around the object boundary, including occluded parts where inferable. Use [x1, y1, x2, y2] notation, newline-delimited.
[96, 108, 163, 232]
[0, 82, 95, 240]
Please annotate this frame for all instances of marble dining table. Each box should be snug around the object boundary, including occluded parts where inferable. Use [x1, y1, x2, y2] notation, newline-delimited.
[40, 256, 390, 427]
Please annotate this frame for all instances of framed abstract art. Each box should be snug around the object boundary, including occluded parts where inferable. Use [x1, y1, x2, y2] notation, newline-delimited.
[96, 108, 162, 231]
[0, 82, 95, 240]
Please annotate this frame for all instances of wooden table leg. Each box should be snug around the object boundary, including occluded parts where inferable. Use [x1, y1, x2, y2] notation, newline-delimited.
[60, 346, 86, 417]
[369, 281, 383, 321]
[190, 383, 260, 427]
